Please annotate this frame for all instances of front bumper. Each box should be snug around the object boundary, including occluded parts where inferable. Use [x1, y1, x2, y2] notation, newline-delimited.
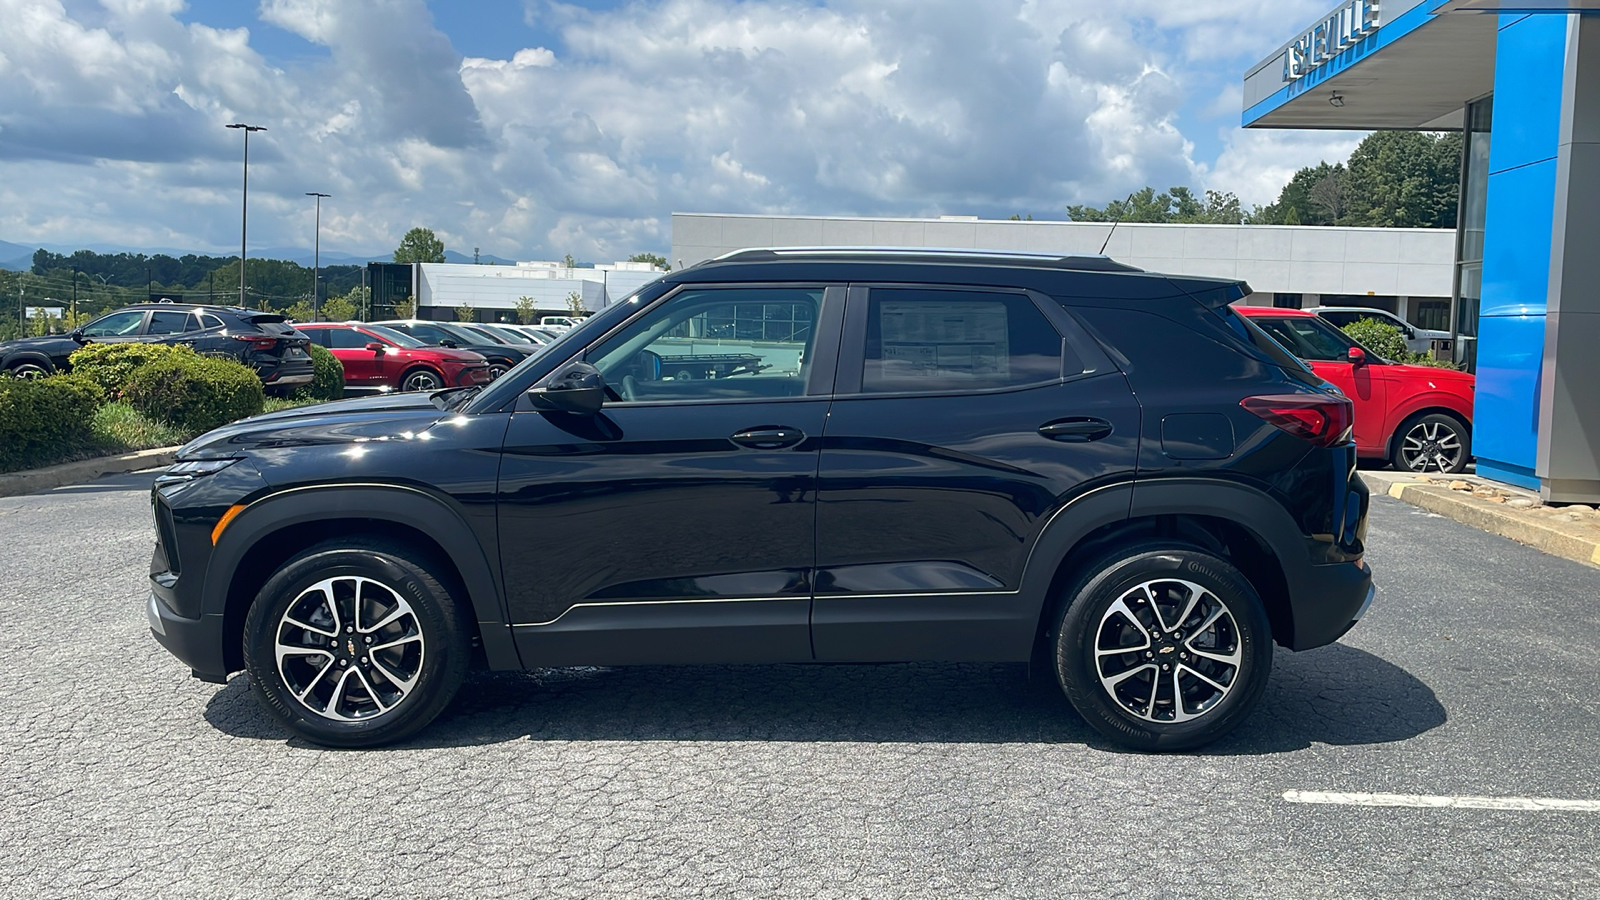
[148, 592, 228, 683]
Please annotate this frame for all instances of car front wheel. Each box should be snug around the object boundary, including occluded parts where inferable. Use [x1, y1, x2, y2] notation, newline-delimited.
[400, 368, 444, 392]
[1053, 545, 1273, 751]
[243, 540, 470, 748]
[6, 360, 52, 378]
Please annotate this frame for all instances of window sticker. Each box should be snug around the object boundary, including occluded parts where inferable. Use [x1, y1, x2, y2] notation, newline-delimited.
[878, 301, 1009, 379]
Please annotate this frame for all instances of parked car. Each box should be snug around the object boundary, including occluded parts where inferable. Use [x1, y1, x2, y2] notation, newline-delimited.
[453, 322, 542, 352]
[371, 319, 530, 379]
[497, 325, 552, 346]
[148, 249, 1373, 752]
[297, 323, 495, 393]
[538, 315, 583, 332]
[1237, 306, 1474, 473]
[1306, 306, 1451, 356]
[0, 303, 314, 392]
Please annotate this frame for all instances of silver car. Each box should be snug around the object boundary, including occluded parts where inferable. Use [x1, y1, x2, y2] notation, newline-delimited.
[1307, 306, 1450, 356]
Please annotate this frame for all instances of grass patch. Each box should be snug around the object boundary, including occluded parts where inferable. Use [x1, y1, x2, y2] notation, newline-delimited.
[263, 396, 322, 414]
[92, 402, 189, 452]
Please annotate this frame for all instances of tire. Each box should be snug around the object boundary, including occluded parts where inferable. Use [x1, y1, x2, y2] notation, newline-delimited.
[6, 360, 52, 379]
[400, 368, 444, 392]
[1391, 413, 1470, 475]
[1053, 544, 1273, 751]
[243, 540, 471, 748]
[485, 359, 511, 380]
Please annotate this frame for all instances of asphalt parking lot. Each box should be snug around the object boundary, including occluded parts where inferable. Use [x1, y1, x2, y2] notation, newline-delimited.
[1, 472, 1596, 899]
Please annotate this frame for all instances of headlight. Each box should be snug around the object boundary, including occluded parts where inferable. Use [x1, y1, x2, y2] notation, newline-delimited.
[155, 458, 240, 486]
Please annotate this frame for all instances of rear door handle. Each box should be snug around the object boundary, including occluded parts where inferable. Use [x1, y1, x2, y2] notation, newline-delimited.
[1039, 417, 1114, 442]
[730, 427, 806, 450]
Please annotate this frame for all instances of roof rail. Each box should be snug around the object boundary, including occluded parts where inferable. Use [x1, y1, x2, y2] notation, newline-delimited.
[708, 246, 1145, 273]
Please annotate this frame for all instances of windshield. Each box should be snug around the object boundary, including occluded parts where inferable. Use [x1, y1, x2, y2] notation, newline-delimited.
[479, 324, 532, 344]
[1251, 314, 1369, 362]
[431, 322, 491, 345]
[363, 324, 425, 348]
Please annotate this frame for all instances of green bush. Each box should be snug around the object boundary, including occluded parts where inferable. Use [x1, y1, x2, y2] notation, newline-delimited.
[294, 343, 345, 402]
[1339, 318, 1461, 369]
[0, 374, 103, 472]
[68, 342, 196, 398]
[124, 353, 265, 437]
[1340, 319, 1409, 361]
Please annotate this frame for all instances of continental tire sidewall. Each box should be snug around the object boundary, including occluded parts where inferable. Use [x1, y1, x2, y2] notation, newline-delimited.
[1055, 546, 1273, 752]
[243, 545, 469, 748]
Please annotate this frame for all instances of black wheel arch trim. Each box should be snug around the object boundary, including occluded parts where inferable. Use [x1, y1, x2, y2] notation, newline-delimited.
[3, 351, 58, 373]
[201, 483, 520, 671]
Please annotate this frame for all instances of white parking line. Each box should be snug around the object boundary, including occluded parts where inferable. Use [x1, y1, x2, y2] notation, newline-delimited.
[1284, 790, 1600, 812]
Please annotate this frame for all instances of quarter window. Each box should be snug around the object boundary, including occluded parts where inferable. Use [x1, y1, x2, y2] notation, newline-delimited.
[860, 289, 1063, 393]
[1253, 316, 1356, 362]
[588, 288, 822, 403]
[146, 311, 190, 335]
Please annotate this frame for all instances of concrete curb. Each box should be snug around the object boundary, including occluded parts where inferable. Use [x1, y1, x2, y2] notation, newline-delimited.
[0, 446, 180, 499]
[1361, 470, 1600, 570]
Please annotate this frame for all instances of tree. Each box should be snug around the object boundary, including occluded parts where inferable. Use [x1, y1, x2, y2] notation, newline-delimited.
[393, 298, 415, 319]
[455, 303, 476, 323]
[1067, 187, 1246, 224]
[1308, 169, 1348, 226]
[339, 286, 370, 322]
[565, 291, 587, 317]
[627, 252, 671, 271]
[321, 293, 357, 323]
[563, 253, 576, 268]
[514, 296, 537, 324]
[1007, 214, 1035, 221]
[1344, 131, 1461, 229]
[393, 228, 446, 264]
[284, 299, 316, 322]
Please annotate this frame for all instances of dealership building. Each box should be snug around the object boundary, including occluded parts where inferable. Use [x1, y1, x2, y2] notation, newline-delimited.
[1246, 0, 1600, 502]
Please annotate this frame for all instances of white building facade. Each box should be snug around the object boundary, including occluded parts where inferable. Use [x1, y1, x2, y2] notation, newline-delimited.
[670, 213, 1456, 328]
[416, 260, 666, 320]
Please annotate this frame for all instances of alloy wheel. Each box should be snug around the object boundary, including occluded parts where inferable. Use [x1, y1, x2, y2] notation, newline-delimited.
[1093, 578, 1242, 723]
[402, 370, 443, 392]
[8, 363, 49, 379]
[273, 576, 426, 721]
[1399, 420, 1464, 473]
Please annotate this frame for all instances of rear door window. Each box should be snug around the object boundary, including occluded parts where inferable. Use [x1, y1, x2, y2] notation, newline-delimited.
[326, 328, 374, 349]
[856, 288, 1064, 394]
[145, 310, 190, 335]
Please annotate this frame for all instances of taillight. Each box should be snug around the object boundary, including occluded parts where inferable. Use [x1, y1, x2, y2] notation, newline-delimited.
[1241, 393, 1353, 447]
[231, 334, 278, 349]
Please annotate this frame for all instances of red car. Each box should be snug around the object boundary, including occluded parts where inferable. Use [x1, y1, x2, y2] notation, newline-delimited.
[298, 323, 495, 393]
[1236, 306, 1475, 474]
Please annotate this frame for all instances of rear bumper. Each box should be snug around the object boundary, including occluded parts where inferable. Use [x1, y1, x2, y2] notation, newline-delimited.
[1287, 559, 1375, 650]
[266, 372, 315, 386]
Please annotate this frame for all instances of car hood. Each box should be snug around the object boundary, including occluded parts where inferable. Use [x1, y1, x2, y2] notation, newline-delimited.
[177, 391, 458, 459]
[0, 334, 80, 356]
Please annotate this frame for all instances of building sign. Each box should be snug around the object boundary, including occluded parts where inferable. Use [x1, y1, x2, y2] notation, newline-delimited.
[1283, 0, 1381, 82]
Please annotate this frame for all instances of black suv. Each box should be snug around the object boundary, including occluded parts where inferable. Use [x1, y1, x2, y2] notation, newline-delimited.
[147, 250, 1373, 750]
[0, 303, 314, 391]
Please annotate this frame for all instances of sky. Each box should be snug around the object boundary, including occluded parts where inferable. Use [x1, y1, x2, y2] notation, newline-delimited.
[0, 0, 1367, 262]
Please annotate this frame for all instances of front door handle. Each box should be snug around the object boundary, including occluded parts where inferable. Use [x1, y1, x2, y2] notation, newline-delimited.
[1039, 417, 1114, 442]
[730, 427, 806, 450]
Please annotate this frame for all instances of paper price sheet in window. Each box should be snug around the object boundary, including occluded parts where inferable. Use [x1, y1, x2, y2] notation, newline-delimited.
[879, 301, 1010, 380]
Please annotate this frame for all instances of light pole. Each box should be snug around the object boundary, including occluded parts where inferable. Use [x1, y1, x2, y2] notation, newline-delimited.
[226, 123, 266, 306]
[305, 192, 331, 319]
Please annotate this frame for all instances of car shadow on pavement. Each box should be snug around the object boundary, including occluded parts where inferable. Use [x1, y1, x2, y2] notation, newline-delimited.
[40, 471, 161, 495]
[203, 642, 1445, 754]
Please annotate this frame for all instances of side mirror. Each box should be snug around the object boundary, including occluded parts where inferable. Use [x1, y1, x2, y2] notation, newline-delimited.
[70, 329, 86, 343]
[440, 340, 458, 349]
[1348, 346, 1367, 365]
[529, 362, 606, 415]
[365, 342, 385, 353]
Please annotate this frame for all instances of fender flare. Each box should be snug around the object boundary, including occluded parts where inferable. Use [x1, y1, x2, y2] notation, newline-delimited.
[202, 483, 520, 670]
[1383, 397, 1473, 458]
[2, 351, 57, 374]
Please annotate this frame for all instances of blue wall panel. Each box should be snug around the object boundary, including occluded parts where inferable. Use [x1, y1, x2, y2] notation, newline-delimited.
[1473, 14, 1567, 486]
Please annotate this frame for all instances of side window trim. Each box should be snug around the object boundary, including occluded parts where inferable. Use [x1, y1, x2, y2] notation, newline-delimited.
[835, 283, 1072, 399]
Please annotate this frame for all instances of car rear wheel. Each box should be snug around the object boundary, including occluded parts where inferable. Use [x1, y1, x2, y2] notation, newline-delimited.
[243, 540, 470, 748]
[1392, 413, 1470, 474]
[1053, 545, 1273, 751]
[485, 359, 511, 380]
[400, 368, 444, 392]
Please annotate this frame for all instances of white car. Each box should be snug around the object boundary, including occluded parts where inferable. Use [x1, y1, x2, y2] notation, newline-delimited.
[1307, 306, 1450, 356]
[538, 315, 583, 333]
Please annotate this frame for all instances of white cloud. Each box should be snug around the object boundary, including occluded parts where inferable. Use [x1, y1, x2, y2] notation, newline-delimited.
[0, 0, 1367, 261]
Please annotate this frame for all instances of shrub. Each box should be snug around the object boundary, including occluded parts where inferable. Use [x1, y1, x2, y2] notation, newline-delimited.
[124, 353, 265, 437]
[1339, 318, 1462, 369]
[0, 373, 102, 472]
[294, 343, 345, 402]
[1340, 318, 1409, 361]
[69, 342, 196, 398]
